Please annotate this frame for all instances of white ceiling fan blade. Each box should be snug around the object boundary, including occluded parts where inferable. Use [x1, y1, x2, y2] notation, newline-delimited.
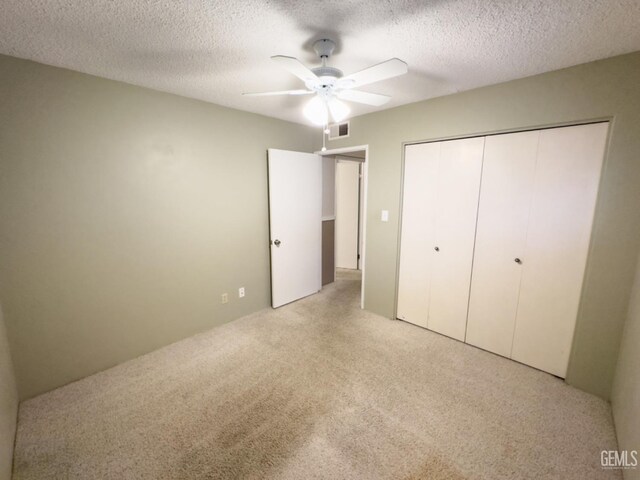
[271, 55, 319, 83]
[341, 58, 408, 89]
[337, 90, 391, 106]
[243, 89, 313, 97]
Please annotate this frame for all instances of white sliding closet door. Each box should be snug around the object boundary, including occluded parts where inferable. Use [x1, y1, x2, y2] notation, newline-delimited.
[396, 143, 440, 328]
[511, 123, 608, 377]
[427, 137, 484, 341]
[465, 131, 539, 356]
[397, 122, 608, 378]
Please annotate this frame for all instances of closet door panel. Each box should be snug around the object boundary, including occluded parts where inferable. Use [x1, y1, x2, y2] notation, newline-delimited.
[511, 123, 608, 377]
[428, 137, 484, 341]
[465, 131, 539, 356]
[396, 143, 440, 328]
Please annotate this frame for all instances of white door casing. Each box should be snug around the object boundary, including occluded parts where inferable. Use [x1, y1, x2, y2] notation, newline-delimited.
[268, 149, 322, 308]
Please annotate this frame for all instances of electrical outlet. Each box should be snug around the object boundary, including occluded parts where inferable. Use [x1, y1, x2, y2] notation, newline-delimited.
[238, 287, 245, 298]
[221, 293, 228, 304]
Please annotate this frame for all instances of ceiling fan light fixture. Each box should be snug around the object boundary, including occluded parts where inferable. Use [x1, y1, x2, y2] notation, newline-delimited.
[303, 95, 329, 126]
[244, 40, 408, 126]
[328, 97, 350, 123]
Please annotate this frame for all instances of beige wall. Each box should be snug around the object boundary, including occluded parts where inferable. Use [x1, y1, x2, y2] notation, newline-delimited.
[612, 254, 640, 480]
[328, 51, 640, 399]
[0, 54, 316, 399]
[2, 50, 639, 403]
[0, 304, 18, 480]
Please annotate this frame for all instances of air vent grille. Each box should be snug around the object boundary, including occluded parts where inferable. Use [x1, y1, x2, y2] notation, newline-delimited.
[328, 121, 350, 140]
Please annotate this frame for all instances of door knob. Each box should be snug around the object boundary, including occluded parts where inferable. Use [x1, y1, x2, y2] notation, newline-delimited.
[514, 258, 522, 264]
[273, 239, 281, 247]
[434, 246, 440, 252]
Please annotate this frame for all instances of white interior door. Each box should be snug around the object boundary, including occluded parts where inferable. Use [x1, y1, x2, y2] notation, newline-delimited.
[511, 123, 608, 377]
[427, 137, 484, 341]
[397, 142, 440, 328]
[335, 160, 360, 269]
[465, 130, 539, 356]
[268, 149, 322, 308]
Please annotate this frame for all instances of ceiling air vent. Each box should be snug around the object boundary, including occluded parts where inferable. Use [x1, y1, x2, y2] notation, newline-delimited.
[328, 121, 350, 140]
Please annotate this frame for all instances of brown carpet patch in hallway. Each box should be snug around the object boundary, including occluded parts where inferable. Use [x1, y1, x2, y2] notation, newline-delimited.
[13, 270, 619, 479]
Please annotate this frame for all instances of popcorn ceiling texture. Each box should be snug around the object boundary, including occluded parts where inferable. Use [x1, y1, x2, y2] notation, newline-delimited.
[0, 0, 639, 125]
[13, 271, 619, 479]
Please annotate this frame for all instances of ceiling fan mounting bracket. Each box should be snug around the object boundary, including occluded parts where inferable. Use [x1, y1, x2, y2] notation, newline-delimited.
[313, 39, 336, 59]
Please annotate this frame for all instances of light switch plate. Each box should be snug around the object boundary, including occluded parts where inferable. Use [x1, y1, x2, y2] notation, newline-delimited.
[381, 210, 389, 222]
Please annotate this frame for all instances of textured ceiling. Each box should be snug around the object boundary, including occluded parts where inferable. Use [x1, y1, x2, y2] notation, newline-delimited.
[1, 1, 639, 125]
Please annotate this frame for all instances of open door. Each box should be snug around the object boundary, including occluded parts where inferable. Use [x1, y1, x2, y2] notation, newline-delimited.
[335, 160, 360, 270]
[268, 149, 322, 308]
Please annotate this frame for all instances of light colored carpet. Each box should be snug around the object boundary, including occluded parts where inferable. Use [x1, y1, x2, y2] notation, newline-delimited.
[14, 270, 620, 479]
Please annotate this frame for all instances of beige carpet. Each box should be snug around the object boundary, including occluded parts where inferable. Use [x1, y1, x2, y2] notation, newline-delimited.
[14, 269, 620, 479]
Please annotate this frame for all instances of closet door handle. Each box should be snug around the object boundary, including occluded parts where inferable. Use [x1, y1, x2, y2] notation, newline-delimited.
[514, 258, 522, 264]
[434, 246, 440, 252]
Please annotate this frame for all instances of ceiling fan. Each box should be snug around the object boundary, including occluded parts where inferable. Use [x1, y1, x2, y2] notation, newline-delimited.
[243, 39, 408, 126]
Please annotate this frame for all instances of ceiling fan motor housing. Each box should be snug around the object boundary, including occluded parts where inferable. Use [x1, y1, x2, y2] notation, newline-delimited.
[311, 40, 343, 89]
[311, 66, 343, 78]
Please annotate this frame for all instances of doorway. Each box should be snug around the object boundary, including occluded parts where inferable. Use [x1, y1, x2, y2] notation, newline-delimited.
[318, 145, 368, 309]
